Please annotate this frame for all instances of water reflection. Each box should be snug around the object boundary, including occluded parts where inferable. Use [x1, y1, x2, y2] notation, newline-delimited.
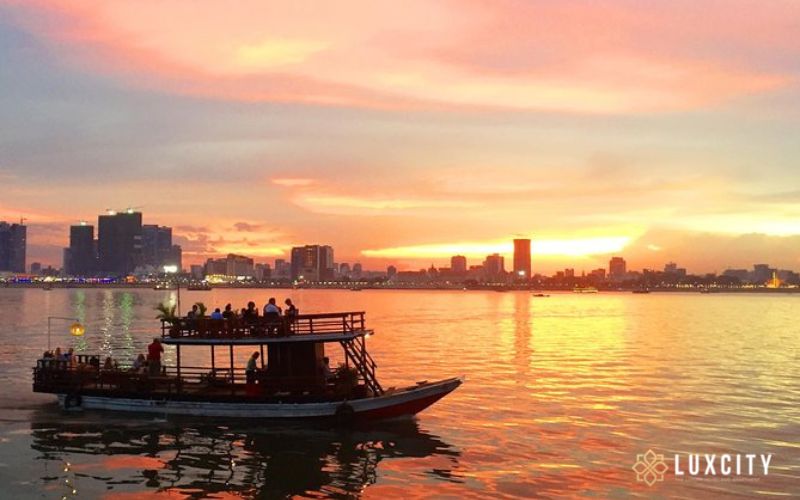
[29, 412, 460, 498]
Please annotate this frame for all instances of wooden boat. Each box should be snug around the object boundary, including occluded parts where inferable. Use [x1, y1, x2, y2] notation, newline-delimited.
[187, 282, 212, 291]
[32, 312, 462, 422]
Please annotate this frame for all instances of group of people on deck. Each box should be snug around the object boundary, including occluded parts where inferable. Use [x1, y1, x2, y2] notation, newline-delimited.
[181, 298, 300, 336]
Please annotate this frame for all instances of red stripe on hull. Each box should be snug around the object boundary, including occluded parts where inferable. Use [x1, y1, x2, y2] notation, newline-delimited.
[356, 389, 453, 421]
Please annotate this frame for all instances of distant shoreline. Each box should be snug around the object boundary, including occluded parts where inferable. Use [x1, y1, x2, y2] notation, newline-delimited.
[2, 283, 799, 293]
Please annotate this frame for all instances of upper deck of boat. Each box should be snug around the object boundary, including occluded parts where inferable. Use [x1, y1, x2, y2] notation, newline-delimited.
[160, 311, 371, 345]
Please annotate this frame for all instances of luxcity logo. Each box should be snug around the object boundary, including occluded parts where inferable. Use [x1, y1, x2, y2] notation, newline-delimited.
[633, 450, 773, 486]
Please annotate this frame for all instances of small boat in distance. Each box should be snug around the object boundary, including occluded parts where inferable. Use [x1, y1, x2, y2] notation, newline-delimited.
[573, 286, 599, 294]
[153, 282, 173, 291]
[632, 289, 651, 294]
[187, 282, 212, 291]
[33, 311, 461, 421]
[532, 293, 550, 297]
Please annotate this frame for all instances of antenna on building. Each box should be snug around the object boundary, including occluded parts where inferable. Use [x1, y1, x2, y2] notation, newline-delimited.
[19, 216, 27, 225]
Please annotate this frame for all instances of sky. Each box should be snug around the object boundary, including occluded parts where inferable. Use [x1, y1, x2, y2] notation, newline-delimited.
[1, 0, 799, 274]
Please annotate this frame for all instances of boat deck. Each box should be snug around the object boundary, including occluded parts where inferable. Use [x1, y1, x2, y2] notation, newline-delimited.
[161, 311, 369, 344]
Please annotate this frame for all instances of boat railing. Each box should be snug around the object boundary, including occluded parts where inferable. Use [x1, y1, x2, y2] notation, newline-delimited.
[160, 311, 367, 340]
[33, 361, 334, 396]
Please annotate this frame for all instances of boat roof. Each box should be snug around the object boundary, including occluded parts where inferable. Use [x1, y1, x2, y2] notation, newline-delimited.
[160, 311, 371, 346]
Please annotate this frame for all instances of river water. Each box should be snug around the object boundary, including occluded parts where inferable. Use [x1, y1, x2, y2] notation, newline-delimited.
[0, 288, 797, 498]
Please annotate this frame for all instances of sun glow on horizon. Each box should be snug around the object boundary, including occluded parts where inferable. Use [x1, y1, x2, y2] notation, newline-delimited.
[362, 236, 631, 260]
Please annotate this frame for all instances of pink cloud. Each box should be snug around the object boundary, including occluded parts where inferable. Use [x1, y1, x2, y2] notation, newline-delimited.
[2, 0, 794, 113]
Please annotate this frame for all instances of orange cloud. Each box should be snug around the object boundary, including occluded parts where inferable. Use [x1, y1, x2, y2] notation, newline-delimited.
[3, 0, 794, 113]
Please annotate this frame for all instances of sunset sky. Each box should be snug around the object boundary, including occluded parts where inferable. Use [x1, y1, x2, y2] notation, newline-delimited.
[1, 0, 799, 273]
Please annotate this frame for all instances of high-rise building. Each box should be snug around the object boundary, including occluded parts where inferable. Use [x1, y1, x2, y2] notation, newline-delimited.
[387, 265, 397, 279]
[513, 239, 531, 279]
[66, 222, 95, 276]
[273, 259, 291, 280]
[483, 253, 505, 281]
[142, 224, 173, 269]
[291, 245, 335, 281]
[352, 263, 363, 280]
[30, 262, 42, 274]
[0, 221, 26, 273]
[226, 254, 254, 277]
[753, 264, 773, 284]
[98, 210, 143, 275]
[608, 256, 627, 280]
[451, 255, 467, 275]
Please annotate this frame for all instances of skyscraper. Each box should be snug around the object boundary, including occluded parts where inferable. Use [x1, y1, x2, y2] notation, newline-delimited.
[290, 245, 335, 281]
[483, 253, 505, 281]
[98, 210, 143, 275]
[608, 256, 627, 280]
[67, 222, 95, 276]
[513, 238, 531, 279]
[142, 224, 173, 269]
[451, 255, 467, 275]
[0, 221, 26, 273]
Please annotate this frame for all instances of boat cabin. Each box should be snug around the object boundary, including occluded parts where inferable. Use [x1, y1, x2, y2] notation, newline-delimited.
[33, 311, 383, 403]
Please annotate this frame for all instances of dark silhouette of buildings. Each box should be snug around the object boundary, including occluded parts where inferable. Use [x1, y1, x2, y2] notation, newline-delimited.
[609, 256, 627, 280]
[483, 253, 505, 280]
[451, 255, 467, 275]
[290, 245, 335, 281]
[513, 238, 531, 279]
[65, 222, 96, 276]
[98, 210, 143, 276]
[0, 220, 26, 273]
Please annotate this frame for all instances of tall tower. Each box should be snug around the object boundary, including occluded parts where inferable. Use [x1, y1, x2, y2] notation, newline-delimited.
[98, 210, 143, 276]
[513, 238, 531, 279]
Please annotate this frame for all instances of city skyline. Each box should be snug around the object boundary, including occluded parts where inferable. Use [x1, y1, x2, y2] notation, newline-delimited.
[2, 2, 800, 273]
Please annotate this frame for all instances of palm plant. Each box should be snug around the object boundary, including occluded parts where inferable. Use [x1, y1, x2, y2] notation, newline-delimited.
[155, 302, 178, 324]
[195, 302, 208, 317]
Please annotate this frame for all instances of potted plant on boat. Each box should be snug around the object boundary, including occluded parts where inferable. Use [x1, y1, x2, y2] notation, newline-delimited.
[334, 363, 360, 398]
[195, 302, 208, 336]
[155, 303, 179, 338]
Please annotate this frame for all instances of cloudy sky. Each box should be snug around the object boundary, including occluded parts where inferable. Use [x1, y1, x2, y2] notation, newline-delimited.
[1, 0, 799, 273]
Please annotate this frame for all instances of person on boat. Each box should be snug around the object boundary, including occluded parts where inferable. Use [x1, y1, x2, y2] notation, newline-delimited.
[187, 304, 199, 319]
[263, 298, 281, 336]
[88, 356, 100, 369]
[320, 356, 333, 382]
[210, 308, 224, 320]
[147, 338, 164, 377]
[283, 298, 298, 334]
[222, 303, 235, 321]
[243, 301, 259, 322]
[246, 351, 260, 384]
[131, 353, 146, 373]
[53, 347, 62, 361]
[103, 357, 118, 371]
[65, 347, 75, 364]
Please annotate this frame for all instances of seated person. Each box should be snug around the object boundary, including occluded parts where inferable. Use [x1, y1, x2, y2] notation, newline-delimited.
[245, 351, 260, 384]
[131, 353, 147, 373]
[210, 308, 224, 320]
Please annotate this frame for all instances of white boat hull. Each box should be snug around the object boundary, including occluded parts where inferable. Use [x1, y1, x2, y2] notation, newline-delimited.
[56, 377, 463, 420]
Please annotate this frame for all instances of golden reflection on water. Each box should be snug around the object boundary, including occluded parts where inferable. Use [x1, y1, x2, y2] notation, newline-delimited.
[0, 288, 798, 497]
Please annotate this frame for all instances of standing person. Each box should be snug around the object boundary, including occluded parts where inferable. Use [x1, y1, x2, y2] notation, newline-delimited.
[245, 351, 260, 384]
[284, 298, 298, 334]
[147, 337, 164, 377]
[263, 298, 281, 336]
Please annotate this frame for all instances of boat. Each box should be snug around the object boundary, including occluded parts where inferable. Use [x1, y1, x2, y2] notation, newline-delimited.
[42, 284, 53, 291]
[153, 282, 173, 290]
[632, 289, 651, 294]
[573, 286, 598, 294]
[532, 293, 550, 297]
[350, 287, 363, 292]
[32, 311, 462, 421]
[187, 283, 212, 291]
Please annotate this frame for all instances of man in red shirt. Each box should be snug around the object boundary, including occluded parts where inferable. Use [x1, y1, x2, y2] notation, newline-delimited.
[147, 337, 164, 377]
